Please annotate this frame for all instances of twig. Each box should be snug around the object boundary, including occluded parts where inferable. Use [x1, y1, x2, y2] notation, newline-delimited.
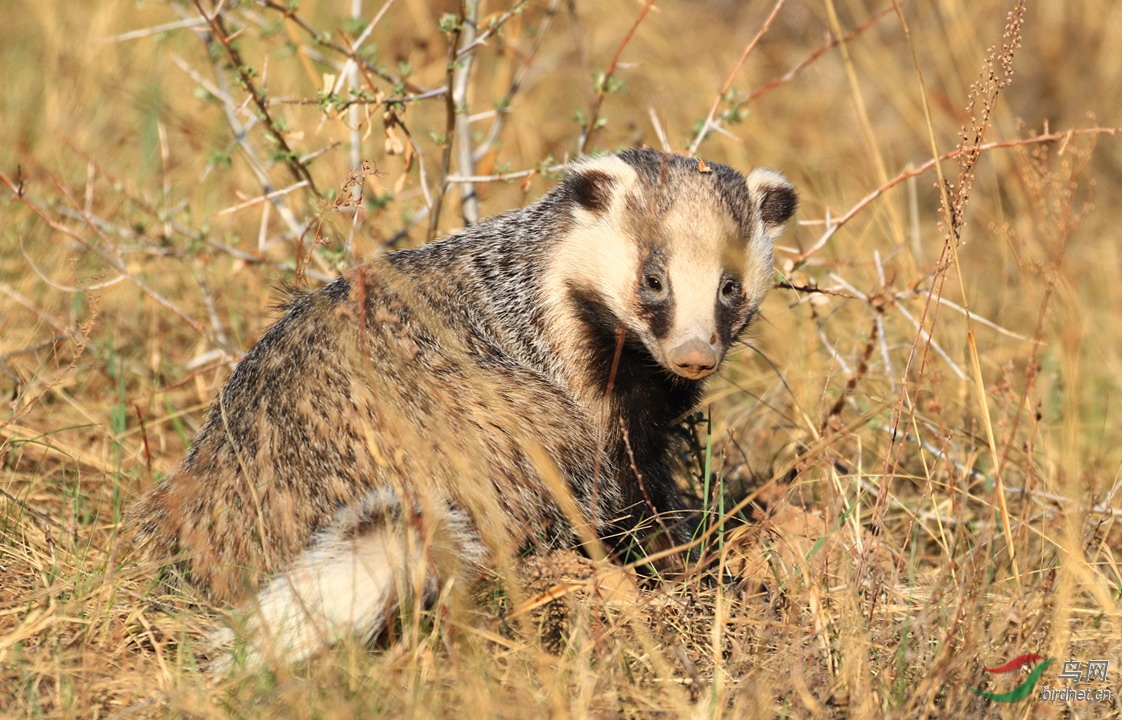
[454, 1, 531, 60]
[94, 17, 207, 45]
[0, 487, 107, 556]
[576, 0, 657, 154]
[446, 164, 564, 184]
[793, 127, 1120, 269]
[743, 7, 892, 108]
[453, 0, 480, 225]
[187, 33, 307, 239]
[217, 181, 311, 216]
[688, 0, 787, 154]
[822, 315, 880, 433]
[328, 0, 395, 186]
[890, 303, 968, 382]
[0, 171, 233, 354]
[471, 0, 560, 162]
[874, 1, 1029, 584]
[0, 331, 75, 364]
[0, 284, 69, 334]
[260, 0, 428, 95]
[20, 239, 126, 293]
[272, 88, 448, 111]
[193, 265, 231, 351]
[192, 0, 321, 196]
[429, 3, 478, 238]
[825, 270, 969, 382]
[647, 107, 672, 152]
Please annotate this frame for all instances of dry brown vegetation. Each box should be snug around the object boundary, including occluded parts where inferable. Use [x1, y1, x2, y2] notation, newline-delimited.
[2, 0, 1121, 717]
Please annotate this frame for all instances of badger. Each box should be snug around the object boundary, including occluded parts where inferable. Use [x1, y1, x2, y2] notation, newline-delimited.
[128, 148, 797, 669]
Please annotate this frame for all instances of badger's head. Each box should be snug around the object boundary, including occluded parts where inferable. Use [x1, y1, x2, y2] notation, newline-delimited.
[544, 148, 796, 386]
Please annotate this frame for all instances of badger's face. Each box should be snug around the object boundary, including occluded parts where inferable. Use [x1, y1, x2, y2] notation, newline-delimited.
[546, 149, 797, 384]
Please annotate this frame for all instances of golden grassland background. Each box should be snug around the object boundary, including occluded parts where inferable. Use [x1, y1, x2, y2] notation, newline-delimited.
[1, 0, 1120, 717]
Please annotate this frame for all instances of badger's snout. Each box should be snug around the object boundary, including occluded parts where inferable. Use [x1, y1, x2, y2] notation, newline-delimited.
[666, 335, 722, 379]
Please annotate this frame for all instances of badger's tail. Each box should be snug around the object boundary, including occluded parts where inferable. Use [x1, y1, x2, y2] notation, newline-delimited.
[209, 488, 485, 672]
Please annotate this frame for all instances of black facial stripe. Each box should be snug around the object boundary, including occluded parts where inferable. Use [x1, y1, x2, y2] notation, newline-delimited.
[715, 293, 752, 347]
[636, 252, 672, 340]
[566, 283, 630, 379]
[639, 296, 673, 340]
[565, 282, 702, 406]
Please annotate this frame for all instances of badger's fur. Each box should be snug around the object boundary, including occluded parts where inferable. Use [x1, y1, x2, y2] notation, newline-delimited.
[128, 148, 797, 669]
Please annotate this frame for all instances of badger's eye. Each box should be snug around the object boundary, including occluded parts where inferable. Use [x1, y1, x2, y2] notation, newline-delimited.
[645, 275, 663, 292]
[720, 278, 742, 299]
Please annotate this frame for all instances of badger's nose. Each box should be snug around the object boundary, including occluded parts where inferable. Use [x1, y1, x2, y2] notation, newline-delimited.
[667, 338, 720, 379]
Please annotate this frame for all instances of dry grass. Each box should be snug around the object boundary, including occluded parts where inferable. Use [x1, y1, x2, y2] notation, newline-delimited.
[2, 0, 1121, 717]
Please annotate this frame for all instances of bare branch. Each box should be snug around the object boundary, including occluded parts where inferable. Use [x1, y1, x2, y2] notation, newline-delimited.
[791, 126, 1119, 269]
[192, 0, 321, 197]
[688, 0, 787, 154]
[576, 0, 657, 155]
[0, 171, 233, 354]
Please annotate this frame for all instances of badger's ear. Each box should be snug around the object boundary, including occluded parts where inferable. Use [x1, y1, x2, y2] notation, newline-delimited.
[567, 168, 616, 214]
[747, 168, 798, 237]
[563, 155, 636, 215]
